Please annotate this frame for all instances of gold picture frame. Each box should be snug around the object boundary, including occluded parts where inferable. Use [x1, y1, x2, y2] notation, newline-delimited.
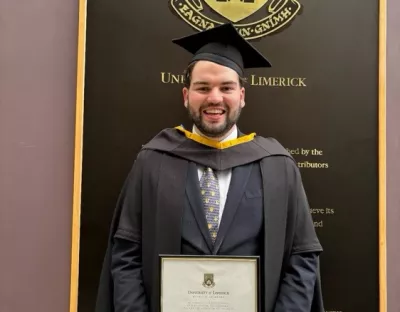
[69, 0, 388, 311]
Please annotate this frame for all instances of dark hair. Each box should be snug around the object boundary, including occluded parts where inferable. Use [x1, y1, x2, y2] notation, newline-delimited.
[183, 61, 247, 88]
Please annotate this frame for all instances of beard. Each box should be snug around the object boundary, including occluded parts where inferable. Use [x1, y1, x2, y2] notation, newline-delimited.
[186, 102, 242, 139]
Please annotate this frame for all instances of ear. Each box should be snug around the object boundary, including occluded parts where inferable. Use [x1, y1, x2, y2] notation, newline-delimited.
[240, 87, 246, 108]
[182, 87, 189, 108]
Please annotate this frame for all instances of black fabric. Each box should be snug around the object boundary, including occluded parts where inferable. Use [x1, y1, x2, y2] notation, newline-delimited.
[191, 51, 244, 76]
[274, 253, 319, 312]
[172, 23, 272, 76]
[95, 128, 325, 312]
[144, 127, 290, 171]
[212, 162, 263, 256]
[111, 238, 148, 312]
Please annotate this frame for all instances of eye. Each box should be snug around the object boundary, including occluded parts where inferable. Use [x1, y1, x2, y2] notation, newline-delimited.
[221, 86, 234, 92]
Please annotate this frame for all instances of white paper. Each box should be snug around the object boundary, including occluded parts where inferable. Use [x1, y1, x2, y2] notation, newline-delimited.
[160, 257, 257, 312]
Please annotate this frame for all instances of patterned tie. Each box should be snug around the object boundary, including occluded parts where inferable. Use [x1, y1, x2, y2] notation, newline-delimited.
[200, 167, 220, 244]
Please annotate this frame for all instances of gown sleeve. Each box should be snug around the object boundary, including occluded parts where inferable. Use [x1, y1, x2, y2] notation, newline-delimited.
[274, 160, 324, 312]
[95, 151, 150, 312]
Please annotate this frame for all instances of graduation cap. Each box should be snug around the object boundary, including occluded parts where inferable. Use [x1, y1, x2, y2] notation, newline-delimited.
[172, 23, 271, 77]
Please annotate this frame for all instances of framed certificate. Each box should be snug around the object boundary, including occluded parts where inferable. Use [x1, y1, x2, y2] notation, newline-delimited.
[159, 255, 260, 312]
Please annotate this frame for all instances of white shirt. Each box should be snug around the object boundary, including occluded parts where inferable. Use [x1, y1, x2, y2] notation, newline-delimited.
[193, 126, 237, 225]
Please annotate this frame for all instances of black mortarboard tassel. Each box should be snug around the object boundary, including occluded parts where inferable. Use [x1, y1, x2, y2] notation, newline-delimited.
[172, 23, 272, 76]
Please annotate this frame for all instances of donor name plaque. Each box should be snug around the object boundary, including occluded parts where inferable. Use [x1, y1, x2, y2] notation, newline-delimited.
[159, 255, 259, 312]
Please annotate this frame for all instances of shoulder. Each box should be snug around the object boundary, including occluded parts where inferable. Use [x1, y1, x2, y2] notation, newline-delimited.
[129, 128, 179, 165]
[253, 135, 301, 176]
[135, 147, 164, 168]
[142, 127, 184, 152]
[252, 135, 293, 159]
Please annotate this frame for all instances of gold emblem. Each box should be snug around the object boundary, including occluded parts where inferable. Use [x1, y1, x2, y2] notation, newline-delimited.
[204, 0, 268, 23]
[170, 0, 302, 40]
[203, 273, 216, 288]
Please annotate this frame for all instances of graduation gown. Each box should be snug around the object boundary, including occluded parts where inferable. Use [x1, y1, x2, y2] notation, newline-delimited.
[95, 126, 324, 312]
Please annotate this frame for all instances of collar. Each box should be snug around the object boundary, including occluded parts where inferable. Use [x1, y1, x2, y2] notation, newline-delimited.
[192, 125, 238, 142]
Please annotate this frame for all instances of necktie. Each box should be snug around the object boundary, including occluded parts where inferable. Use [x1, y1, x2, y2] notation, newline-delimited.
[200, 167, 220, 244]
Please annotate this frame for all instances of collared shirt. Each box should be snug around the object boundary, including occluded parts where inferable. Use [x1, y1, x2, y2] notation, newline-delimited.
[193, 126, 237, 225]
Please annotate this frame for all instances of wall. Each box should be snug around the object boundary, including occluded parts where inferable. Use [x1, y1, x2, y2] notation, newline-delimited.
[387, 0, 400, 311]
[0, 0, 78, 311]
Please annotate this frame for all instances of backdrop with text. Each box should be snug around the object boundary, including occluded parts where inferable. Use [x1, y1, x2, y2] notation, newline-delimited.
[78, 1, 380, 311]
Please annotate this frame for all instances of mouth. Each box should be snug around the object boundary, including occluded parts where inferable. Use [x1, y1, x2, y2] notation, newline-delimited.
[202, 108, 226, 116]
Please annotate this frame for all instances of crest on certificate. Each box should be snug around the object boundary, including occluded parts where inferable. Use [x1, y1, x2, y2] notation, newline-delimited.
[202, 273, 216, 288]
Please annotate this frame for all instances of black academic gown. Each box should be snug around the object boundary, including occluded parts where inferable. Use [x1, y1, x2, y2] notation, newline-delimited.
[95, 127, 325, 312]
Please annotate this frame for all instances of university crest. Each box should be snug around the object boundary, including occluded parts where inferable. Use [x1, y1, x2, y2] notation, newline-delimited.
[170, 0, 302, 40]
[202, 273, 216, 288]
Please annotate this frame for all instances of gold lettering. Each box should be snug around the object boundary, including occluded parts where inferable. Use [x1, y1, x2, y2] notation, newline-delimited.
[313, 221, 323, 228]
[249, 76, 307, 87]
[192, 15, 206, 27]
[254, 24, 265, 34]
[179, 4, 190, 15]
[297, 161, 329, 169]
[298, 78, 306, 87]
[179, 7, 214, 30]
[286, 148, 300, 155]
[239, 28, 251, 37]
[280, 7, 292, 19]
[191, 14, 201, 25]
[285, 78, 307, 87]
[273, 14, 284, 24]
[197, 16, 213, 29]
[265, 19, 273, 29]
[161, 72, 170, 84]
[171, 0, 301, 40]
[160, 72, 185, 84]
[256, 21, 271, 34]
[261, 77, 272, 86]
[250, 75, 259, 86]
[183, 8, 194, 19]
[171, 74, 181, 84]
[310, 208, 325, 215]
[162, 73, 307, 87]
[326, 208, 335, 215]
[270, 17, 278, 28]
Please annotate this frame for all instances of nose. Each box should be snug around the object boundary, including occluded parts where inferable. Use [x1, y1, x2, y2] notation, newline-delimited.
[206, 88, 223, 104]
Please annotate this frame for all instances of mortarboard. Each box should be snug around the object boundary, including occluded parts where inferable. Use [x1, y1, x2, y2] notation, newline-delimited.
[172, 23, 271, 77]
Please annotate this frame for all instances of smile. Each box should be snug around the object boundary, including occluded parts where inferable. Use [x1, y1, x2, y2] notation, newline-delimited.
[203, 108, 226, 115]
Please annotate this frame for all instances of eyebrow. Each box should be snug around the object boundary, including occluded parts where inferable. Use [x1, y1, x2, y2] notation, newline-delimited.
[192, 81, 238, 86]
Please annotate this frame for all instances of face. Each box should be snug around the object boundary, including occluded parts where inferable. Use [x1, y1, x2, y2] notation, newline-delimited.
[182, 61, 245, 139]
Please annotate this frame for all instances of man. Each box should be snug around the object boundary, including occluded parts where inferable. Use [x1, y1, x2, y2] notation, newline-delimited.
[95, 23, 324, 312]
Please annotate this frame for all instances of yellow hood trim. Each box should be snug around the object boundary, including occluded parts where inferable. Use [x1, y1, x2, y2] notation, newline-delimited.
[175, 126, 256, 150]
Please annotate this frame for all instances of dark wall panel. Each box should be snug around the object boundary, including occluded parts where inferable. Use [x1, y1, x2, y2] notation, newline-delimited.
[79, 1, 380, 311]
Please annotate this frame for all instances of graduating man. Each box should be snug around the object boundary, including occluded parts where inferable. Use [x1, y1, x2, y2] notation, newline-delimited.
[95, 23, 324, 312]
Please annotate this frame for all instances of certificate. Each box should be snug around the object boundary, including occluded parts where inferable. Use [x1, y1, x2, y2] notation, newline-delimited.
[159, 255, 259, 312]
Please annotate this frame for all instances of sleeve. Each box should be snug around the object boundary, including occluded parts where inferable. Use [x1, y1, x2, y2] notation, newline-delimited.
[273, 252, 318, 312]
[291, 167, 323, 254]
[273, 160, 324, 312]
[109, 152, 149, 312]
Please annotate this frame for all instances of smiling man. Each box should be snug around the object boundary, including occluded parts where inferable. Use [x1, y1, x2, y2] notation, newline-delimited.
[95, 23, 324, 312]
